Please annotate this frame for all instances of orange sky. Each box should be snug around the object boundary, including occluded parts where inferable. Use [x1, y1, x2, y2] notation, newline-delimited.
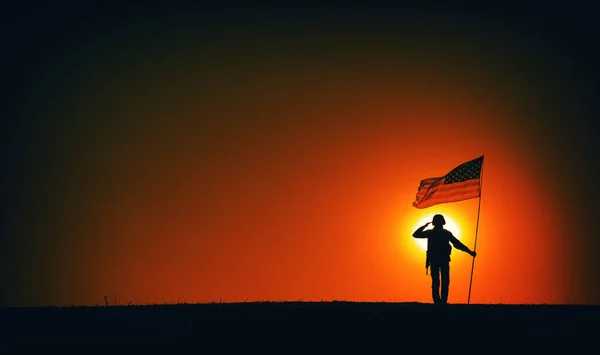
[2, 5, 597, 306]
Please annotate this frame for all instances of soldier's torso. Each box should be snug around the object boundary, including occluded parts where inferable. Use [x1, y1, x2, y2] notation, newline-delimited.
[427, 229, 452, 262]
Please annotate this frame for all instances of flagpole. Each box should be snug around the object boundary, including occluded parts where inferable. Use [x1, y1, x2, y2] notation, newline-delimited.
[467, 156, 484, 305]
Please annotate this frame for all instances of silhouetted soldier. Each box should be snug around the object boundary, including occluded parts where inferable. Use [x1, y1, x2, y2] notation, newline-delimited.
[412, 214, 476, 304]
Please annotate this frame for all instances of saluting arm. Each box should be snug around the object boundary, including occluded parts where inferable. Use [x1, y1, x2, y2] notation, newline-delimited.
[412, 222, 431, 238]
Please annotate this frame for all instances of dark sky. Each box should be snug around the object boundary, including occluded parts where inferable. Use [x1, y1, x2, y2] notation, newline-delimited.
[1, 2, 599, 306]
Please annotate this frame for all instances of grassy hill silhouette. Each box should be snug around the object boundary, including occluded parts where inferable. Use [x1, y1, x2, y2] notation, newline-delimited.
[1, 301, 598, 350]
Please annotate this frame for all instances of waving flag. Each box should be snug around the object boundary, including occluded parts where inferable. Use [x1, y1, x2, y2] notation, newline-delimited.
[412, 156, 484, 209]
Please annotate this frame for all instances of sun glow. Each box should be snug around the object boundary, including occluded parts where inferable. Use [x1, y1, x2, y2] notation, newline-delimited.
[411, 214, 461, 251]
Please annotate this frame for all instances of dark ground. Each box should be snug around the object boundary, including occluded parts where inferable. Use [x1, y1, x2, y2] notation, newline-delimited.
[1, 302, 598, 351]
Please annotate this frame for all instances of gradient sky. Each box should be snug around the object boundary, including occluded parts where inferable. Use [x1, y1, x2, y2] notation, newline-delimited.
[1, 3, 599, 307]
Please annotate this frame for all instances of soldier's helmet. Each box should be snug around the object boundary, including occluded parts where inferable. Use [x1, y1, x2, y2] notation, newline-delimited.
[432, 214, 446, 226]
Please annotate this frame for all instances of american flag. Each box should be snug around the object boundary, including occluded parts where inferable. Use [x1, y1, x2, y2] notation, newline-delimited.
[412, 156, 483, 209]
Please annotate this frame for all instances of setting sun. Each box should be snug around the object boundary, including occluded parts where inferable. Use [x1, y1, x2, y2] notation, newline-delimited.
[412, 214, 461, 251]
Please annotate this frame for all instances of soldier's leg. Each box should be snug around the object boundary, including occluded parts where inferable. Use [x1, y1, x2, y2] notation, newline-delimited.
[440, 263, 450, 304]
[430, 264, 441, 304]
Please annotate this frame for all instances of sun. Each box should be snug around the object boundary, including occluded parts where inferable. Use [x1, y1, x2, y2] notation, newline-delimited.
[411, 214, 461, 251]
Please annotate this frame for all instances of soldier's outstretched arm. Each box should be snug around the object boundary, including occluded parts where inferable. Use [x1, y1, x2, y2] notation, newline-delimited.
[412, 222, 431, 238]
[449, 234, 477, 257]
